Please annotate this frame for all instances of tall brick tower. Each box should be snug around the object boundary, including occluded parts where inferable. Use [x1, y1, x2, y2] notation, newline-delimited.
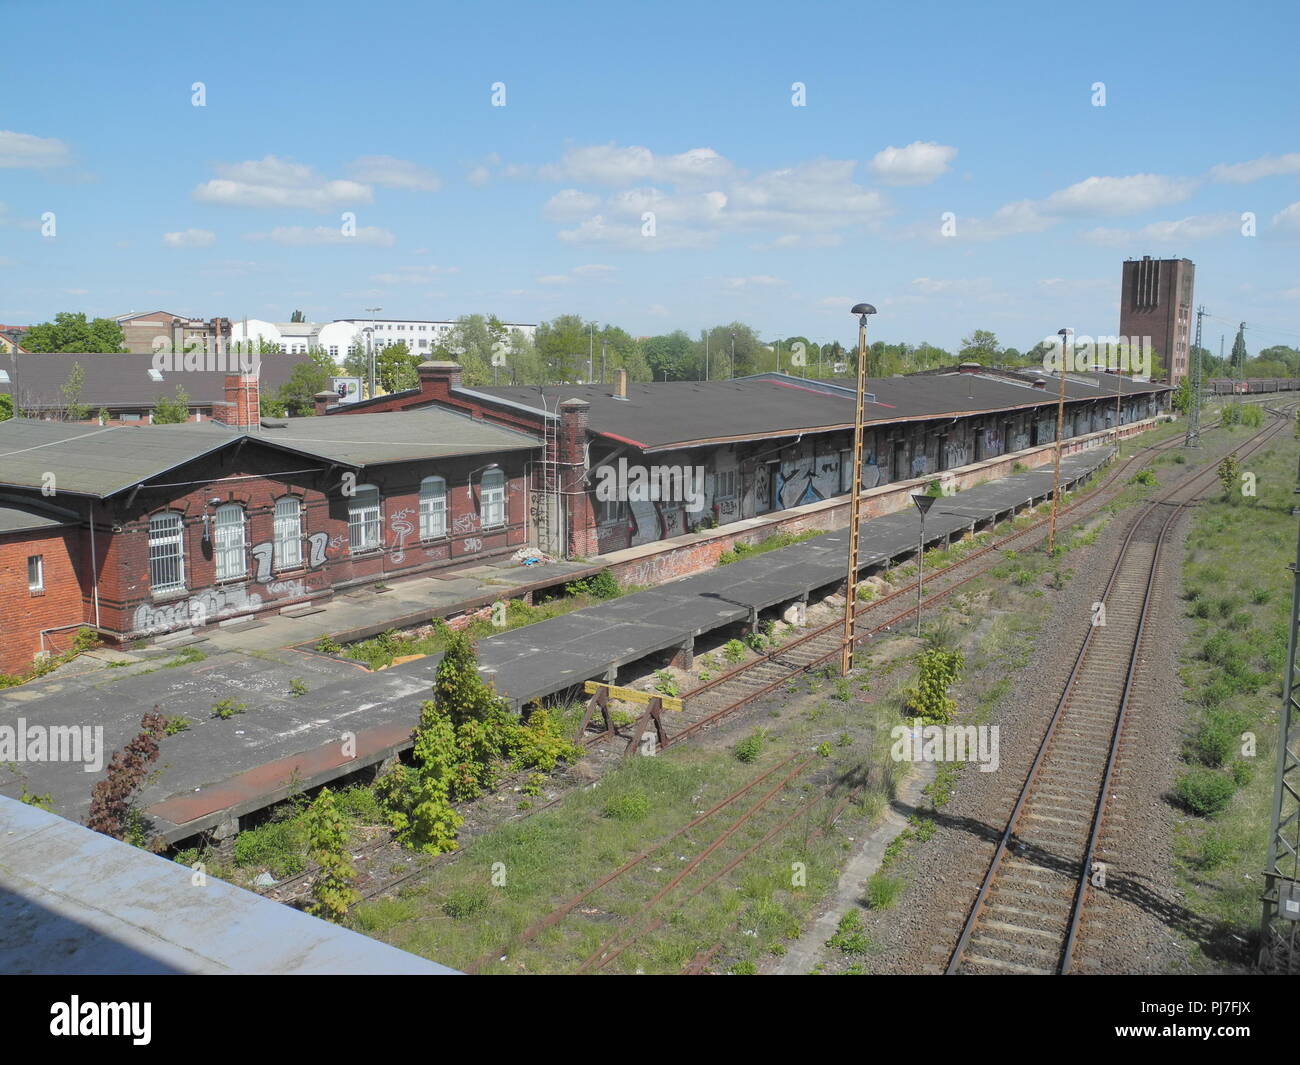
[1119, 256, 1195, 383]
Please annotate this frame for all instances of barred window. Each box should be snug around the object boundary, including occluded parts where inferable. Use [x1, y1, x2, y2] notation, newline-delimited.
[214, 503, 247, 580]
[149, 512, 185, 593]
[480, 469, 505, 528]
[419, 476, 447, 540]
[274, 496, 303, 570]
[349, 485, 382, 553]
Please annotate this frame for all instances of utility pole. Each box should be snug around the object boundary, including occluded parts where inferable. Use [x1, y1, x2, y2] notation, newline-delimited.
[1185, 305, 1205, 447]
[1260, 509, 1300, 973]
[841, 302, 876, 676]
[912, 493, 936, 637]
[1048, 327, 1071, 552]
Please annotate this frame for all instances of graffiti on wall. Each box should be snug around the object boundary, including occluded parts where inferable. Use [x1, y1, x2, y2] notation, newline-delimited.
[133, 586, 263, 635]
[389, 506, 417, 565]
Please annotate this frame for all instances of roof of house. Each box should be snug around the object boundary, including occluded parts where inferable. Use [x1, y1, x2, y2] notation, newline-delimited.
[0, 352, 304, 410]
[0, 495, 80, 535]
[905, 365, 1172, 400]
[465, 371, 1165, 453]
[0, 409, 539, 498]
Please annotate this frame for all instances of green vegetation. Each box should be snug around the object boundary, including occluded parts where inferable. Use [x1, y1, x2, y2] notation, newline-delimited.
[718, 529, 823, 565]
[303, 787, 361, 921]
[903, 647, 963, 724]
[827, 909, 871, 954]
[211, 698, 246, 719]
[734, 729, 766, 763]
[563, 569, 621, 599]
[0, 626, 100, 690]
[289, 678, 309, 697]
[163, 715, 191, 735]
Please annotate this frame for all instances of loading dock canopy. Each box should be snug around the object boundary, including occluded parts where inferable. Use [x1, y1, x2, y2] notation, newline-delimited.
[469, 371, 1168, 454]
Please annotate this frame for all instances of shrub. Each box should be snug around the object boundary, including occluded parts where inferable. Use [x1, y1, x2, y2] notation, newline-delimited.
[1128, 470, 1157, 487]
[565, 569, 620, 599]
[904, 647, 963, 725]
[734, 729, 766, 763]
[1174, 770, 1236, 818]
[315, 636, 342, 654]
[290, 678, 308, 697]
[304, 787, 360, 921]
[723, 639, 747, 663]
[827, 909, 870, 954]
[211, 698, 246, 719]
[654, 669, 679, 697]
[163, 715, 190, 735]
[87, 709, 167, 841]
[603, 790, 651, 822]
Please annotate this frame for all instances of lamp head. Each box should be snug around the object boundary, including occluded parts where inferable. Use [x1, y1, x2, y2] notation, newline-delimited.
[851, 303, 877, 317]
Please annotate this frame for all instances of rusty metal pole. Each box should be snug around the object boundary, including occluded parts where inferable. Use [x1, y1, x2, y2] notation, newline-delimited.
[841, 303, 876, 675]
[1048, 328, 1071, 553]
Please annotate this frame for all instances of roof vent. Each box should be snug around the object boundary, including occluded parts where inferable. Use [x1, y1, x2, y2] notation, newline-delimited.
[147, 368, 164, 382]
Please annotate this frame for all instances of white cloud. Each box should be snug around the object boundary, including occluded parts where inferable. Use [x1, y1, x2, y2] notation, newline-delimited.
[0, 130, 72, 168]
[727, 160, 888, 229]
[1044, 173, 1197, 216]
[544, 189, 602, 220]
[572, 263, 616, 277]
[537, 274, 571, 285]
[869, 141, 957, 186]
[347, 154, 441, 191]
[1273, 201, 1300, 234]
[1082, 212, 1240, 246]
[194, 156, 372, 210]
[722, 275, 787, 290]
[163, 228, 216, 248]
[246, 225, 395, 246]
[370, 264, 459, 283]
[1208, 152, 1300, 184]
[755, 233, 844, 250]
[556, 215, 716, 250]
[548, 144, 733, 185]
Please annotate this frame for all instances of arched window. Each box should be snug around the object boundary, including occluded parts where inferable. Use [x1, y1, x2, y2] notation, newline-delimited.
[348, 485, 382, 553]
[148, 511, 186, 593]
[214, 503, 247, 580]
[274, 496, 303, 569]
[419, 476, 447, 540]
[480, 468, 506, 528]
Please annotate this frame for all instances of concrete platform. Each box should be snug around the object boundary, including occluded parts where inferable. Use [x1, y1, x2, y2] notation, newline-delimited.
[0, 446, 1113, 844]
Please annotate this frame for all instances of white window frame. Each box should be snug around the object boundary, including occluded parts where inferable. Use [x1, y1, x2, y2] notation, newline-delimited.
[27, 555, 44, 594]
[149, 512, 186, 593]
[274, 496, 303, 570]
[419, 476, 448, 540]
[480, 469, 506, 528]
[714, 468, 737, 499]
[349, 485, 383, 554]
[214, 503, 248, 581]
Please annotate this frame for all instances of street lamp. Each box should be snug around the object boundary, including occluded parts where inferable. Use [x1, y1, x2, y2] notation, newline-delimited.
[363, 308, 382, 399]
[1048, 327, 1071, 552]
[911, 493, 937, 637]
[730, 330, 736, 379]
[841, 301, 877, 675]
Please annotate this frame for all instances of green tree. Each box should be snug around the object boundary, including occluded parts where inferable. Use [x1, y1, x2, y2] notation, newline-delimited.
[22, 312, 127, 353]
[275, 354, 334, 416]
[303, 787, 360, 921]
[1230, 324, 1248, 371]
[0, 394, 13, 421]
[60, 362, 90, 421]
[1171, 377, 1193, 415]
[643, 330, 697, 380]
[958, 330, 1001, 364]
[534, 313, 595, 383]
[150, 385, 190, 424]
[289, 309, 306, 323]
[375, 342, 420, 393]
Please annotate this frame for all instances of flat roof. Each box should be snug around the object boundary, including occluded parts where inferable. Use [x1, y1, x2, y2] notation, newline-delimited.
[467, 371, 1161, 453]
[0, 352, 304, 409]
[0, 407, 539, 498]
[0, 797, 455, 974]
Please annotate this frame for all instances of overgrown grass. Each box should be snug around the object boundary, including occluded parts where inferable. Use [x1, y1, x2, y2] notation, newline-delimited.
[718, 529, 824, 565]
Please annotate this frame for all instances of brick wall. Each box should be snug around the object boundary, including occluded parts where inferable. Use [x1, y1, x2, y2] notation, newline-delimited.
[0, 526, 86, 675]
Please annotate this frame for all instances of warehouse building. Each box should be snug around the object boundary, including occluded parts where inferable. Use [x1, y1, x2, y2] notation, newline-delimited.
[0, 375, 539, 673]
[320, 361, 1170, 557]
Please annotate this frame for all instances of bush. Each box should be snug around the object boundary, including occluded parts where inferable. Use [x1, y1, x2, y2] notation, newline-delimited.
[734, 730, 766, 763]
[1174, 770, 1236, 818]
[603, 790, 651, 822]
[565, 569, 620, 599]
[865, 873, 903, 909]
[827, 909, 870, 954]
[903, 647, 963, 725]
[723, 639, 747, 663]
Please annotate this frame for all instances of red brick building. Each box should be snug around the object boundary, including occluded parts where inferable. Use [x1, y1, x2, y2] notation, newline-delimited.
[0, 376, 539, 673]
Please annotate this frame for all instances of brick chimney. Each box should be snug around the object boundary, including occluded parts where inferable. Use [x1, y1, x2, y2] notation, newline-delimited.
[559, 398, 596, 558]
[313, 390, 336, 416]
[613, 367, 628, 399]
[417, 361, 463, 403]
[214, 374, 260, 430]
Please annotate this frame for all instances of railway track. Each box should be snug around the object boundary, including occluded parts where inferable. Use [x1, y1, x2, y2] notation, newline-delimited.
[593, 411, 1255, 753]
[945, 406, 1291, 975]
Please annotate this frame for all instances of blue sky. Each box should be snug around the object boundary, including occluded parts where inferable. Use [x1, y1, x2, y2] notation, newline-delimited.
[3, 0, 1299, 354]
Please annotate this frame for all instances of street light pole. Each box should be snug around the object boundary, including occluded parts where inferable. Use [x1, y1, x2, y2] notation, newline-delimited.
[912, 493, 936, 637]
[842, 302, 877, 676]
[1048, 327, 1071, 553]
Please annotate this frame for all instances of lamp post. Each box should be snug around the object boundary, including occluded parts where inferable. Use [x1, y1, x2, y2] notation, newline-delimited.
[841, 301, 877, 676]
[730, 330, 736, 379]
[911, 493, 936, 637]
[363, 308, 382, 399]
[1048, 327, 1071, 553]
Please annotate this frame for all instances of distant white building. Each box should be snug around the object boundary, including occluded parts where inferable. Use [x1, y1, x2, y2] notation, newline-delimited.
[229, 317, 538, 365]
[324, 318, 538, 362]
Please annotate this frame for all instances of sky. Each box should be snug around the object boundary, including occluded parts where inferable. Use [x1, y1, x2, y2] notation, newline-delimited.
[2, 0, 1299, 356]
